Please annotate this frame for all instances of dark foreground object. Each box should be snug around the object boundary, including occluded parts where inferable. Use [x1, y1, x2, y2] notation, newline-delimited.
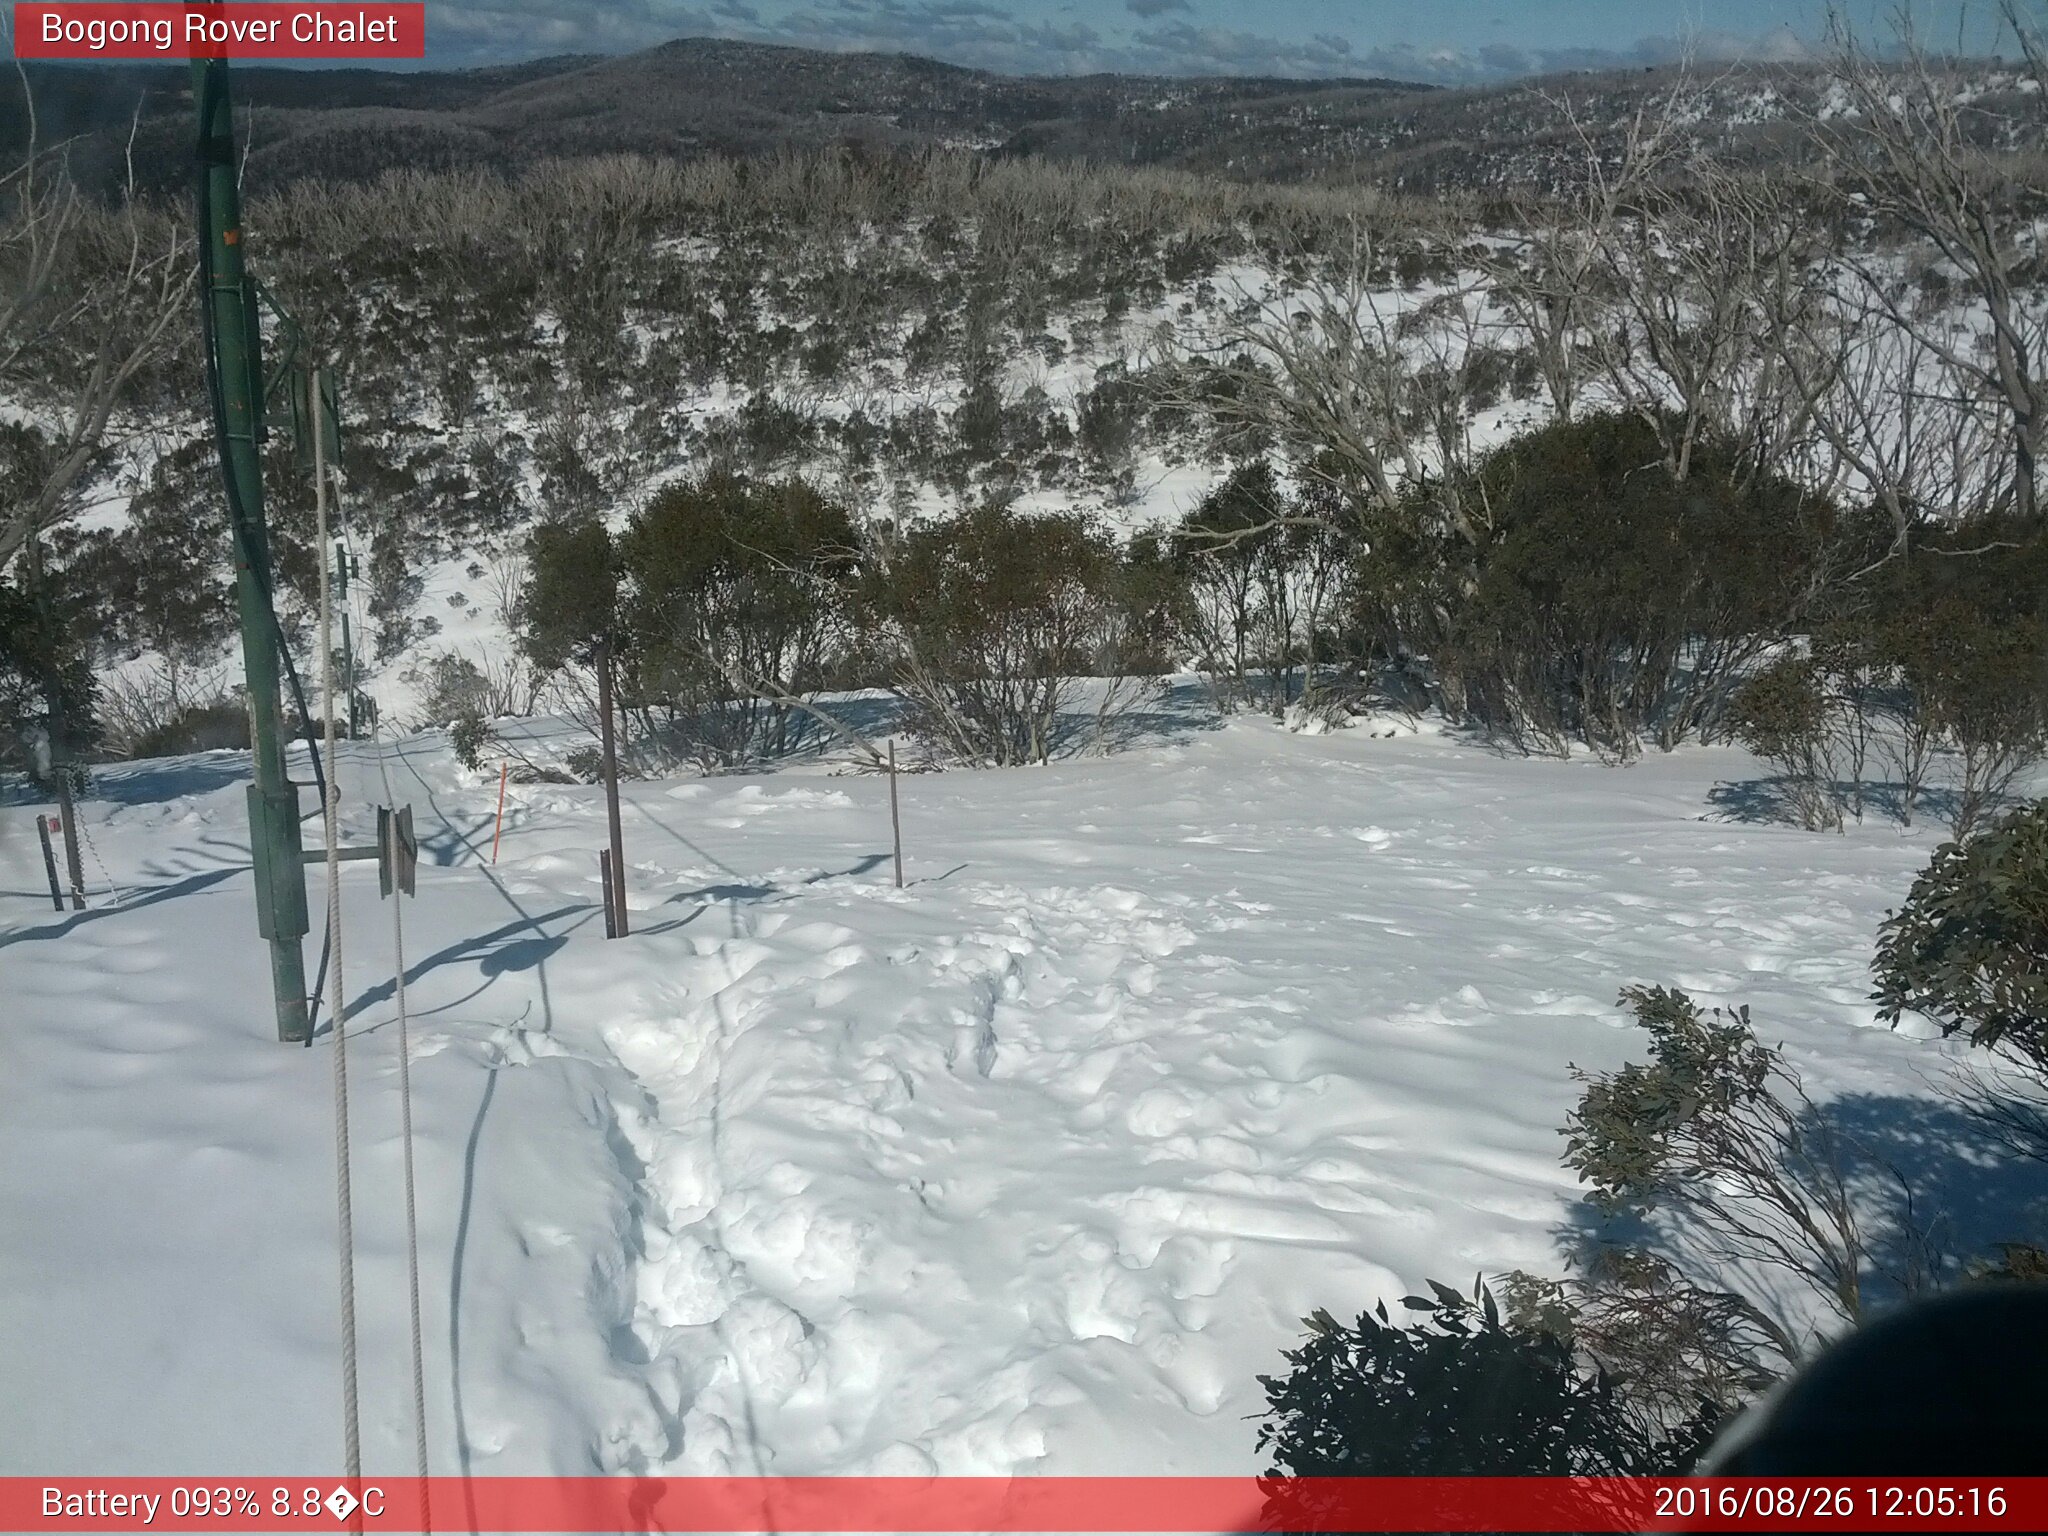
[1702, 1285, 2048, 1475]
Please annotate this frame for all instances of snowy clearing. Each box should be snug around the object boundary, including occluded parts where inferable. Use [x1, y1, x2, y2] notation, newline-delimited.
[0, 701, 2001, 1476]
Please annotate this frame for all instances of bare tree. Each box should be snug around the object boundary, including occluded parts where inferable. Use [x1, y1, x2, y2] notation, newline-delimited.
[1762, 250, 2006, 555]
[1161, 79, 1820, 562]
[1811, 5, 2048, 526]
[1475, 84, 1689, 427]
[0, 86, 77, 383]
[1573, 169, 1821, 492]
[1151, 222, 1502, 551]
[1477, 214, 1600, 425]
[0, 78, 192, 576]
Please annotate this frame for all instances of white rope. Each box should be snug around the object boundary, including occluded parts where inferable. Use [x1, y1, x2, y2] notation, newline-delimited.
[327, 417, 433, 1522]
[313, 369, 365, 1493]
[388, 839, 432, 1522]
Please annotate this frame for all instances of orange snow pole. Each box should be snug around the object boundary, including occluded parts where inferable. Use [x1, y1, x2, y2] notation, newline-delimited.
[490, 760, 509, 864]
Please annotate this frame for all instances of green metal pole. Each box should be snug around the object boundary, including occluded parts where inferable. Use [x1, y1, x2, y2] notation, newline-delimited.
[194, 55, 310, 1043]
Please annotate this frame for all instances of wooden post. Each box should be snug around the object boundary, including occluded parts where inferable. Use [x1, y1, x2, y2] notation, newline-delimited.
[50, 795, 84, 911]
[599, 849, 617, 939]
[490, 760, 509, 864]
[35, 815, 64, 911]
[888, 739, 904, 889]
[595, 639, 629, 936]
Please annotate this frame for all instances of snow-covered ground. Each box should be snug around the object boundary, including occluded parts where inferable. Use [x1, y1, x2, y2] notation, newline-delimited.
[0, 700, 2011, 1477]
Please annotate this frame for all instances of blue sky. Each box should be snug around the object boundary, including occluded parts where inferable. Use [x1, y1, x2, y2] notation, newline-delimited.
[424, 1, 2017, 79]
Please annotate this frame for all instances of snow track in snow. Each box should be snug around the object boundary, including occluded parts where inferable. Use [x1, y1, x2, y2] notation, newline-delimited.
[4, 708, 2022, 1475]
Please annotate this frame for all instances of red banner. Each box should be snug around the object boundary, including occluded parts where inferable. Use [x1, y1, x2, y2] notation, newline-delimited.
[11, 4, 425, 59]
[1, 1477, 2043, 1532]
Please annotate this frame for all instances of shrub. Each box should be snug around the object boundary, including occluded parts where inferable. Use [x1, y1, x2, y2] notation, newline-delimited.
[519, 517, 619, 673]
[413, 650, 538, 771]
[1167, 458, 1350, 713]
[1728, 656, 1858, 831]
[1358, 413, 1842, 757]
[1565, 986, 1878, 1347]
[1874, 800, 2048, 1080]
[71, 449, 237, 708]
[448, 712, 493, 772]
[367, 538, 429, 662]
[127, 699, 251, 760]
[1502, 1252, 1781, 1437]
[952, 377, 1007, 465]
[618, 471, 858, 769]
[857, 502, 1136, 766]
[1716, 519, 2045, 834]
[1906, 597, 2046, 836]
[0, 570, 101, 784]
[533, 411, 608, 515]
[1845, 525, 2048, 832]
[1554, 983, 2045, 1450]
[1172, 459, 1279, 709]
[735, 392, 817, 468]
[1110, 531, 1188, 682]
[1870, 798, 2048, 1209]
[1076, 363, 1146, 500]
[415, 649, 540, 727]
[1257, 1278, 1712, 1494]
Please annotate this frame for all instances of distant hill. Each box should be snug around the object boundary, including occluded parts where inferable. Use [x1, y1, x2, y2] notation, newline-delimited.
[3, 35, 2039, 201]
[1, 38, 1423, 197]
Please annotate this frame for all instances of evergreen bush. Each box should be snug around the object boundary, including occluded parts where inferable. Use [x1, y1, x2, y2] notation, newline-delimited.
[1354, 413, 1841, 757]
[1257, 1278, 1714, 1490]
[855, 502, 1136, 766]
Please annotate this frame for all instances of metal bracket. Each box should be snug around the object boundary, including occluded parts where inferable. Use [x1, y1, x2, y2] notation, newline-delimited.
[377, 805, 417, 898]
[306, 807, 415, 894]
[300, 845, 379, 865]
[291, 362, 343, 470]
[248, 283, 343, 468]
[252, 279, 302, 405]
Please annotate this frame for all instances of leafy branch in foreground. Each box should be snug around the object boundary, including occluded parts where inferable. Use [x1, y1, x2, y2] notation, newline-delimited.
[1874, 801, 2048, 1073]
[1257, 1277, 1716, 1482]
[1564, 986, 1879, 1348]
[1875, 800, 2048, 1169]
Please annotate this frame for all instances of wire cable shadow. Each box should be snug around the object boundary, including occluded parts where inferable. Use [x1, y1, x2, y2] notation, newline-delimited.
[0, 866, 239, 950]
[336, 903, 589, 1023]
